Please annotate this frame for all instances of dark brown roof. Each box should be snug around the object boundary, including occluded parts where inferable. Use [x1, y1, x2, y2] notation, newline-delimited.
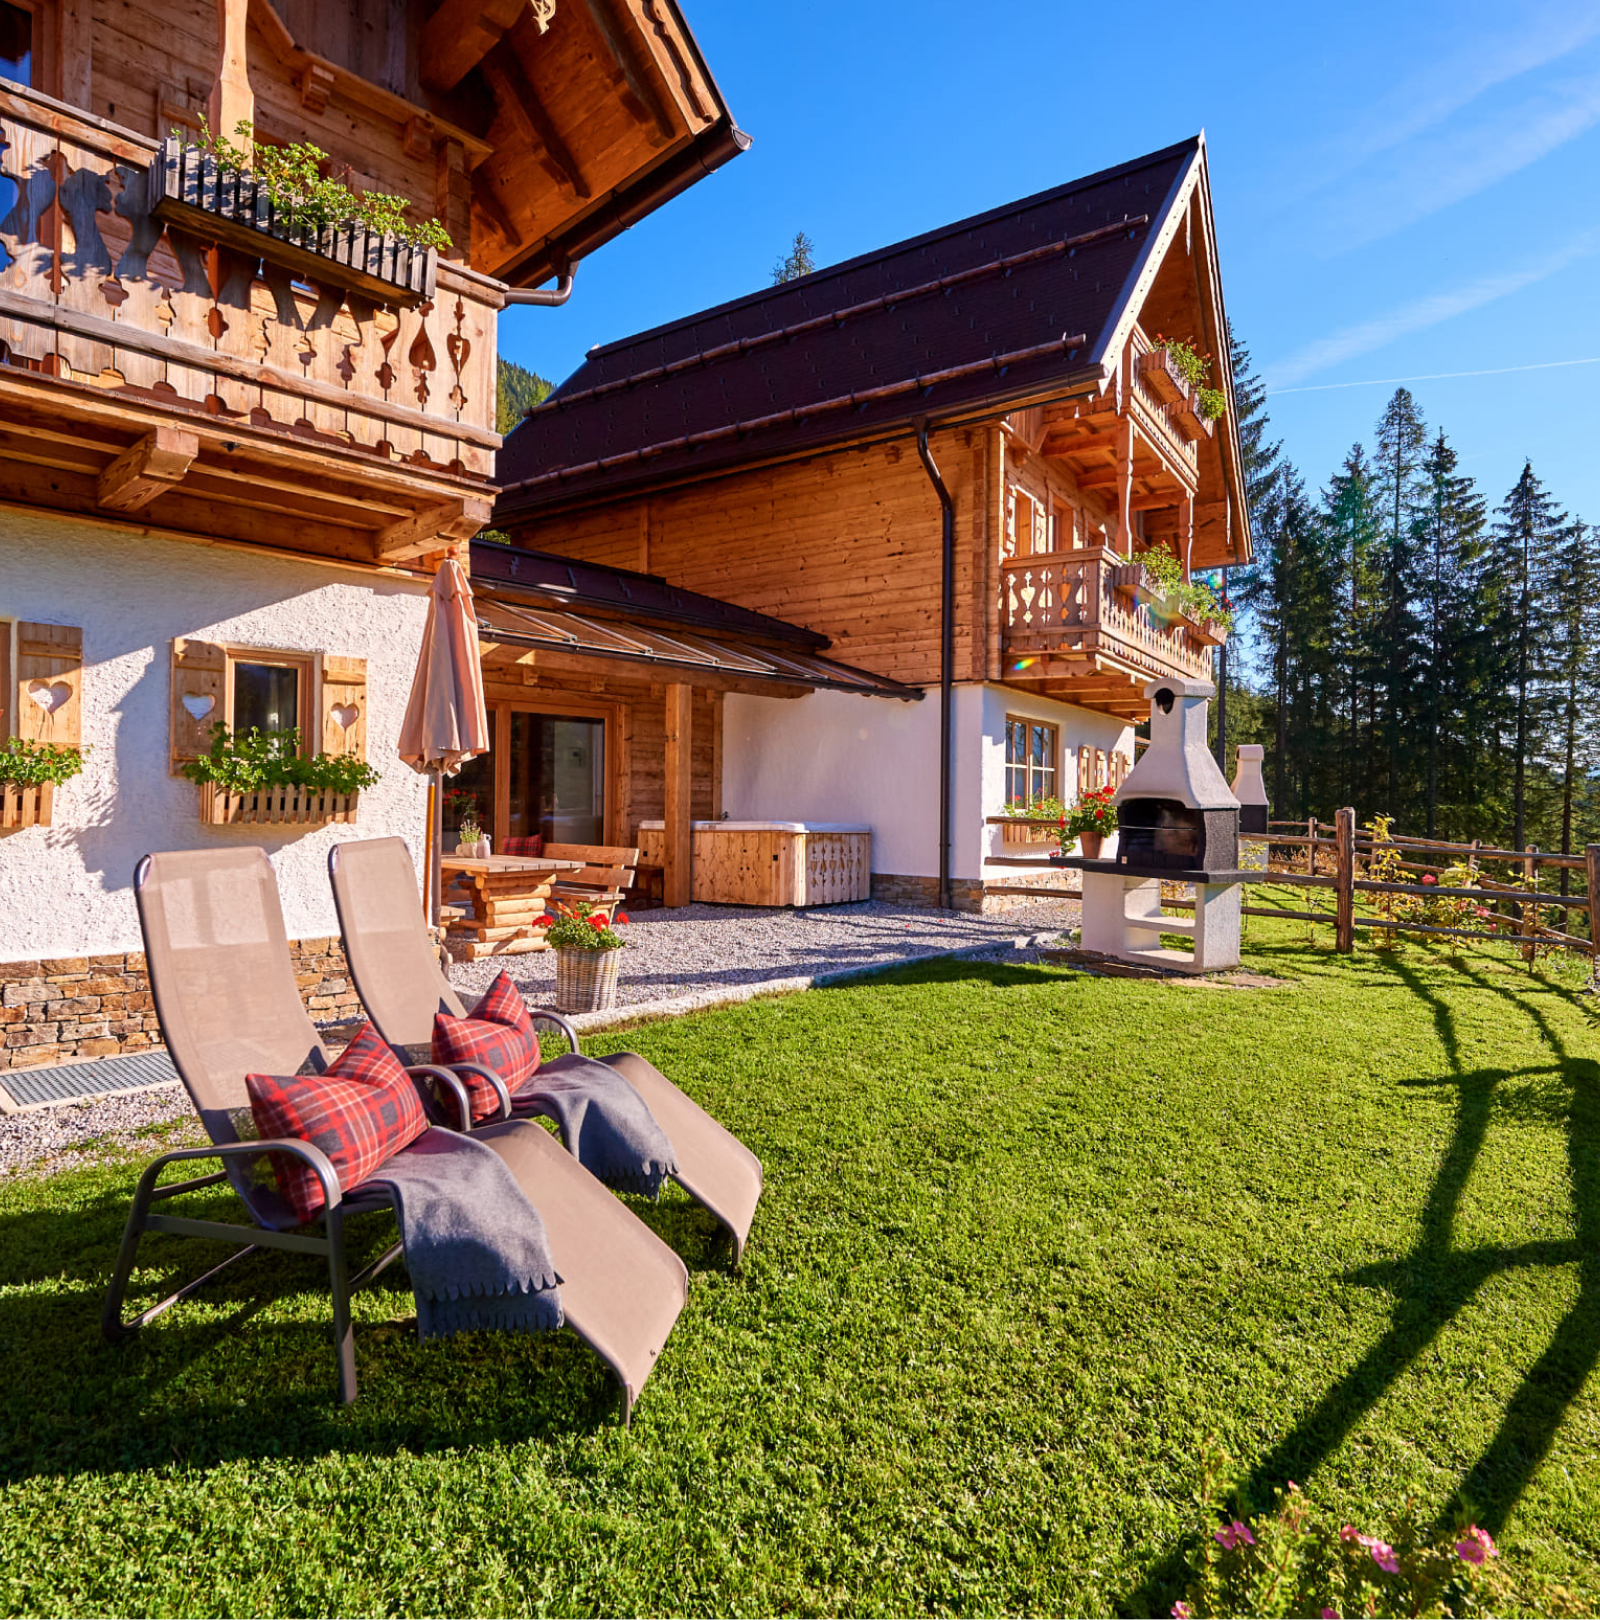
[471, 538, 828, 647]
[497, 138, 1200, 517]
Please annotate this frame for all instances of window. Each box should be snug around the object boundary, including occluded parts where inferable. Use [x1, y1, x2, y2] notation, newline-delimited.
[1004, 717, 1057, 807]
[232, 657, 306, 737]
[1051, 501, 1077, 553]
[0, 2, 33, 85]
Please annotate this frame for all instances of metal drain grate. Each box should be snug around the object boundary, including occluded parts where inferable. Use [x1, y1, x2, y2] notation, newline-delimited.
[0, 1048, 180, 1110]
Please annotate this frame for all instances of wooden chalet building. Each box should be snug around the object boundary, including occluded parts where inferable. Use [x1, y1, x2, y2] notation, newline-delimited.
[492, 136, 1252, 911]
[0, 0, 745, 1069]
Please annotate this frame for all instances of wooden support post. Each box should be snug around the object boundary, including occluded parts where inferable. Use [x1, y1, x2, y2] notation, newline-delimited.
[1116, 416, 1134, 556]
[663, 682, 692, 908]
[1522, 845, 1538, 965]
[1586, 845, 1600, 969]
[209, 0, 253, 153]
[1307, 816, 1318, 877]
[1335, 807, 1355, 954]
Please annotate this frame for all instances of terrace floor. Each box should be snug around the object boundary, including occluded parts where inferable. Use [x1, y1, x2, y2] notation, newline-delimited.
[1, 917, 1596, 1614]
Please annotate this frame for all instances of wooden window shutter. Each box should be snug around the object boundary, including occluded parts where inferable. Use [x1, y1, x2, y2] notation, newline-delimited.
[170, 638, 226, 770]
[16, 622, 83, 748]
[320, 655, 367, 760]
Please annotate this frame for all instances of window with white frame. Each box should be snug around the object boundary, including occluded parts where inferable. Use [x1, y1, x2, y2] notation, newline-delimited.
[1004, 716, 1057, 806]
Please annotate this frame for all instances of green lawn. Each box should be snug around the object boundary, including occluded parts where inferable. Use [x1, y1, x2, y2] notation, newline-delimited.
[2, 922, 1598, 1615]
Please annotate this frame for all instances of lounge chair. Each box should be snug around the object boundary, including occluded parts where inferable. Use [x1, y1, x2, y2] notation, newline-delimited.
[104, 846, 687, 1419]
[328, 836, 764, 1260]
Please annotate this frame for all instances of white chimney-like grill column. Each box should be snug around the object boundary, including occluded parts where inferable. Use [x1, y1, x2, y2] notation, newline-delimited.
[1060, 677, 1245, 974]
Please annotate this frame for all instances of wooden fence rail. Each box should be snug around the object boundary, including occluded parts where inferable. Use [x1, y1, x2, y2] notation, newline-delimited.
[986, 806, 1600, 964]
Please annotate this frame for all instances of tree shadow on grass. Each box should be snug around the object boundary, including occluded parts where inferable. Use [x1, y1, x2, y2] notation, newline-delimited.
[1121, 947, 1600, 1615]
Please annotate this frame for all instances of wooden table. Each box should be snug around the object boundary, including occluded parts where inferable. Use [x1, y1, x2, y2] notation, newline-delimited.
[439, 855, 584, 961]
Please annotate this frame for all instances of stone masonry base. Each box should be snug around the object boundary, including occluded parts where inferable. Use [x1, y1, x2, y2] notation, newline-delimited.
[869, 873, 1080, 915]
[0, 938, 362, 1070]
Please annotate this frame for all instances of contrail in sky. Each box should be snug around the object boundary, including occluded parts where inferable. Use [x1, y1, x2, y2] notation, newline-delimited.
[1268, 357, 1600, 396]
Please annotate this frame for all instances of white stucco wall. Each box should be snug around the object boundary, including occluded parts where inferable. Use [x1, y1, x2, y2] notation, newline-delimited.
[722, 683, 1133, 881]
[0, 512, 431, 959]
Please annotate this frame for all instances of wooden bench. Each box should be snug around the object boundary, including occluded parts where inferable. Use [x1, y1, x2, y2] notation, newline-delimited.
[542, 843, 641, 920]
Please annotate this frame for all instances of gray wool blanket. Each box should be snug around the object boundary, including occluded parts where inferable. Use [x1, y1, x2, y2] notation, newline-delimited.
[364, 1128, 563, 1341]
[513, 1055, 678, 1197]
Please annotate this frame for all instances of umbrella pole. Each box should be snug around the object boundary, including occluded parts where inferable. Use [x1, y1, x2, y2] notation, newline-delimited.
[430, 768, 444, 928]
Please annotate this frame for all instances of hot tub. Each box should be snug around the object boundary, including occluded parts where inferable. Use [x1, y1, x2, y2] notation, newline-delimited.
[635, 820, 871, 907]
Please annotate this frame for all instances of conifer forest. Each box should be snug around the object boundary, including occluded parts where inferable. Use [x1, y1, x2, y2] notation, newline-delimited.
[1220, 337, 1599, 857]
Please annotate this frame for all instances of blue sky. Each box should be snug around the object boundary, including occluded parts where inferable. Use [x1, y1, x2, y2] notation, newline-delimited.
[499, 0, 1600, 524]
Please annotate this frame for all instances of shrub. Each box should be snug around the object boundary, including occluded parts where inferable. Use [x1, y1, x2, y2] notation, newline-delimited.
[181, 724, 380, 796]
[0, 738, 84, 788]
[1196, 386, 1228, 422]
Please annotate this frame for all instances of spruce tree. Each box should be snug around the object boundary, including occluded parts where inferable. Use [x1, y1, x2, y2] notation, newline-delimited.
[1319, 446, 1381, 810]
[1413, 430, 1486, 836]
[1545, 518, 1600, 876]
[1488, 462, 1567, 848]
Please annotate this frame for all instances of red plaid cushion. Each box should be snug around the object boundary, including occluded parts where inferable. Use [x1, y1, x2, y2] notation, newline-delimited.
[431, 971, 542, 1123]
[503, 835, 544, 857]
[246, 1023, 427, 1224]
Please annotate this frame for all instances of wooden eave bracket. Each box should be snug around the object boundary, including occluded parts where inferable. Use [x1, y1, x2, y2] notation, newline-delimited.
[377, 497, 492, 561]
[98, 428, 199, 512]
[421, 0, 532, 93]
[482, 44, 591, 200]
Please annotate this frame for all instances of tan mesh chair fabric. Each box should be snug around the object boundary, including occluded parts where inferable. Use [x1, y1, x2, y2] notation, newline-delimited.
[330, 836, 764, 1259]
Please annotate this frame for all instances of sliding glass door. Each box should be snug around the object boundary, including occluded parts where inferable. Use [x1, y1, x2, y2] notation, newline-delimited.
[441, 706, 606, 847]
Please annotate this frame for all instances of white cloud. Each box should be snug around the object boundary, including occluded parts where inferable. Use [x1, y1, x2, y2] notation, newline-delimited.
[1262, 227, 1600, 389]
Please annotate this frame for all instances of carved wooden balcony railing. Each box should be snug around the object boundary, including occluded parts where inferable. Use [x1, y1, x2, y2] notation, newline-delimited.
[0, 82, 500, 565]
[1000, 547, 1214, 707]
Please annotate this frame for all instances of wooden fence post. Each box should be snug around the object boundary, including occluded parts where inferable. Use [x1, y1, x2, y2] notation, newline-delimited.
[1335, 807, 1355, 954]
[1522, 844, 1538, 965]
[1308, 816, 1318, 877]
[1587, 844, 1600, 970]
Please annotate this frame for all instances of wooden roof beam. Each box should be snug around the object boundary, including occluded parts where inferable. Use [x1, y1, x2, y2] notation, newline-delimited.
[98, 427, 198, 512]
[420, 0, 528, 93]
[377, 497, 492, 562]
[575, 0, 677, 147]
[482, 43, 591, 202]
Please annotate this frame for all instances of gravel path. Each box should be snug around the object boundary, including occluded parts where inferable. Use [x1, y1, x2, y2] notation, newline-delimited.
[1, 897, 1081, 1178]
[0, 1085, 196, 1181]
[449, 895, 1081, 1005]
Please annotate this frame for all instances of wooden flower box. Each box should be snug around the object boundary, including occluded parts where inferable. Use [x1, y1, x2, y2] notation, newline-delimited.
[148, 137, 436, 306]
[1137, 346, 1188, 405]
[199, 783, 360, 826]
[1111, 563, 1159, 603]
[1192, 618, 1229, 647]
[1171, 398, 1216, 442]
[0, 781, 53, 830]
[1001, 819, 1056, 844]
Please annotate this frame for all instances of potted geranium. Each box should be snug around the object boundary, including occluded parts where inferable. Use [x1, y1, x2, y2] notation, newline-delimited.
[536, 898, 631, 1013]
[1053, 785, 1118, 862]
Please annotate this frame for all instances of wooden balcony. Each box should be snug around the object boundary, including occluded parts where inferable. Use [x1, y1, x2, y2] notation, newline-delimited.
[0, 82, 501, 568]
[999, 546, 1215, 717]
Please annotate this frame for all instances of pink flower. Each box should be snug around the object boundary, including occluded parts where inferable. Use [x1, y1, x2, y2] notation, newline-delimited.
[1364, 1539, 1399, 1574]
[1214, 1520, 1255, 1551]
[1339, 1525, 1359, 1542]
[1423, 873, 1437, 886]
[1321, 1609, 1340, 1618]
[1456, 1526, 1497, 1565]
[1171, 1605, 1193, 1619]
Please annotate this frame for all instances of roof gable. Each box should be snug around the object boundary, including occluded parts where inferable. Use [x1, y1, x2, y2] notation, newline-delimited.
[497, 138, 1203, 516]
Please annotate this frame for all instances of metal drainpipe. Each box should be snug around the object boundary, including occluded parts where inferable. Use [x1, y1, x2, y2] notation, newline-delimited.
[915, 420, 955, 912]
[502, 263, 577, 307]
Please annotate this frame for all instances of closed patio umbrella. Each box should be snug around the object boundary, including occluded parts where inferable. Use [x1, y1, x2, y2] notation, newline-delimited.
[398, 558, 490, 925]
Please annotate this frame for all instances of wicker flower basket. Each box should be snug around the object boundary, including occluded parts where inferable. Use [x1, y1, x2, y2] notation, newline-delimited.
[554, 946, 622, 1013]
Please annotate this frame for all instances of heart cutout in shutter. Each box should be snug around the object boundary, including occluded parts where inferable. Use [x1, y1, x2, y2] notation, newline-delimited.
[182, 693, 216, 722]
[28, 680, 71, 714]
[330, 703, 359, 731]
